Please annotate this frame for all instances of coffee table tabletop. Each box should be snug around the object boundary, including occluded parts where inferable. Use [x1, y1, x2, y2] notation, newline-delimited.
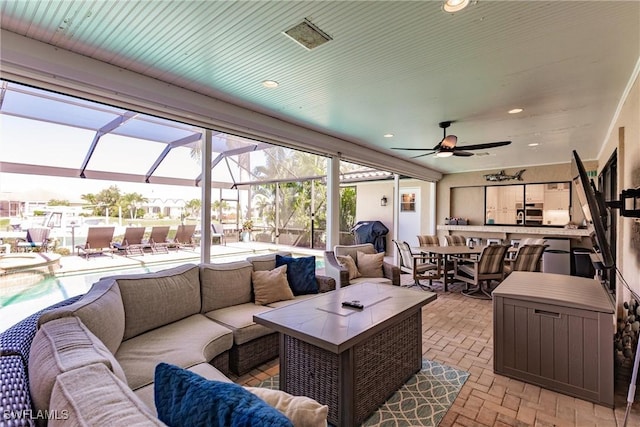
[254, 282, 436, 354]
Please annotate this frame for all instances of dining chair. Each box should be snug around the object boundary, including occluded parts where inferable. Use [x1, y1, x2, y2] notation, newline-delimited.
[453, 244, 511, 299]
[504, 244, 547, 276]
[393, 240, 441, 290]
[417, 235, 440, 247]
[444, 235, 467, 246]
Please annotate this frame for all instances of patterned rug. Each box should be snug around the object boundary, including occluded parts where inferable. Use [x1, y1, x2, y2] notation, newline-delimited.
[257, 359, 469, 427]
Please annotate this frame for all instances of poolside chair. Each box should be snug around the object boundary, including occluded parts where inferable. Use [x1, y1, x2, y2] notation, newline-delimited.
[16, 227, 52, 252]
[75, 227, 115, 260]
[170, 224, 197, 251]
[111, 226, 146, 256]
[211, 222, 226, 245]
[145, 226, 170, 254]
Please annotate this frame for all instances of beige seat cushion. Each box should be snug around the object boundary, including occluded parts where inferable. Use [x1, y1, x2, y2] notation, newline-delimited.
[200, 261, 254, 311]
[49, 363, 165, 427]
[114, 264, 201, 340]
[115, 314, 233, 390]
[337, 254, 361, 280]
[38, 278, 125, 354]
[356, 251, 384, 278]
[135, 362, 231, 413]
[348, 276, 392, 286]
[205, 302, 274, 345]
[29, 316, 128, 415]
[252, 264, 294, 305]
[246, 387, 329, 427]
[267, 294, 319, 308]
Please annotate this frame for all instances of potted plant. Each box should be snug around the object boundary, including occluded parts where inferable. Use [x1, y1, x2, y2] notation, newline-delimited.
[241, 220, 253, 242]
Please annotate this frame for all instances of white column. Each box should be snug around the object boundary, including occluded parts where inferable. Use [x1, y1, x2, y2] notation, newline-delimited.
[326, 155, 341, 250]
[201, 130, 212, 263]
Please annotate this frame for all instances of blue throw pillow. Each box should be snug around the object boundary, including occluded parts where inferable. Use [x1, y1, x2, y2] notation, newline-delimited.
[275, 255, 318, 295]
[154, 363, 293, 427]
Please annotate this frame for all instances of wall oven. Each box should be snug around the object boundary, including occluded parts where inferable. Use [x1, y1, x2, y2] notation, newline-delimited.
[517, 203, 543, 225]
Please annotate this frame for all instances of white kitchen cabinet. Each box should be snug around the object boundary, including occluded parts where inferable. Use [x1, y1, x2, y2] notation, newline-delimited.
[525, 184, 545, 203]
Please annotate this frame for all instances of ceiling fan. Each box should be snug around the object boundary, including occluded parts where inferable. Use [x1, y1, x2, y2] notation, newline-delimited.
[392, 121, 512, 158]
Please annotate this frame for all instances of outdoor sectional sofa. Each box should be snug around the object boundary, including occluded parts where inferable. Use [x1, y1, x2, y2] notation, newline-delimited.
[0, 251, 335, 426]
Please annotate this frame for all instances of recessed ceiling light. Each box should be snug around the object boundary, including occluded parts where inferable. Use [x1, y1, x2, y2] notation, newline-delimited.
[262, 80, 279, 88]
[443, 0, 470, 13]
[528, 143, 539, 147]
[383, 133, 394, 138]
[508, 108, 524, 114]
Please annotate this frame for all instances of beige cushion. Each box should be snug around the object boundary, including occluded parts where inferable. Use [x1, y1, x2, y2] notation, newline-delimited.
[245, 387, 328, 427]
[49, 363, 165, 427]
[115, 264, 201, 340]
[267, 294, 318, 308]
[29, 316, 128, 415]
[247, 251, 292, 271]
[336, 254, 361, 280]
[205, 302, 273, 345]
[356, 251, 384, 278]
[200, 261, 253, 311]
[135, 362, 231, 413]
[115, 314, 233, 390]
[334, 243, 376, 263]
[348, 276, 392, 286]
[252, 264, 294, 305]
[38, 278, 125, 354]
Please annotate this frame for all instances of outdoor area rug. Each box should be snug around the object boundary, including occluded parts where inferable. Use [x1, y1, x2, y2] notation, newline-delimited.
[256, 359, 469, 427]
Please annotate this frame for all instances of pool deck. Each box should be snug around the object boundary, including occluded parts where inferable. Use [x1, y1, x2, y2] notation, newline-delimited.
[47, 241, 326, 277]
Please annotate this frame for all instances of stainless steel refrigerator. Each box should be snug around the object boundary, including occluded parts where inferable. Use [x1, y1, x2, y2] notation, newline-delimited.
[542, 237, 571, 275]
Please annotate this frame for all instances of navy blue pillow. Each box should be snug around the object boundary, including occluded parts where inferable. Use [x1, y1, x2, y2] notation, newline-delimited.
[154, 363, 292, 427]
[275, 255, 318, 295]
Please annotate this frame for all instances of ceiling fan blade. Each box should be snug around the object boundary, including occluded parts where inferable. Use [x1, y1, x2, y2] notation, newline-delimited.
[411, 151, 437, 159]
[391, 147, 438, 151]
[452, 150, 474, 157]
[455, 140, 512, 151]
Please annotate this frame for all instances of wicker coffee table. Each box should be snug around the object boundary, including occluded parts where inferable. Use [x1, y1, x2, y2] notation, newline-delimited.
[254, 282, 436, 426]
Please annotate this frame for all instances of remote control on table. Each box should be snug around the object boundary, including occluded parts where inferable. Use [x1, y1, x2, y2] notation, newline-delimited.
[342, 300, 364, 309]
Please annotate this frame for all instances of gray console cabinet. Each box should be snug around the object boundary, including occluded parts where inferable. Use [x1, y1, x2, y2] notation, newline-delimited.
[493, 272, 615, 407]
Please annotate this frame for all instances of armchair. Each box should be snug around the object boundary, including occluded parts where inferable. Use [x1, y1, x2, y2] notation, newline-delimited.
[393, 240, 441, 290]
[453, 244, 511, 299]
[324, 243, 400, 288]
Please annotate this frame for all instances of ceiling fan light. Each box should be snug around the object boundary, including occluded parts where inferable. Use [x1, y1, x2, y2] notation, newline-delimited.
[443, 0, 470, 13]
[436, 150, 454, 158]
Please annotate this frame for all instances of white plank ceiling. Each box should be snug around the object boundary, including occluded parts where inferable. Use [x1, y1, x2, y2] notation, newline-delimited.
[1, 0, 638, 174]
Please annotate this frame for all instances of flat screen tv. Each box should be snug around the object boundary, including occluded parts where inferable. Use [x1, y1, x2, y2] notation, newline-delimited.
[571, 150, 615, 268]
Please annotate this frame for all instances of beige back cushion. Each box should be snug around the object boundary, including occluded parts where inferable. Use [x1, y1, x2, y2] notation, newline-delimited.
[252, 264, 294, 305]
[356, 251, 384, 278]
[334, 244, 376, 266]
[50, 363, 165, 427]
[247, 251, 292, 271]
[336, 254, 361, 280]
[200, 260, 254, 311]
[29, 316, 128, 415]
[245, 387, 328, 427]
[115, 264, 201, 340]
[38, 278, 125, 354]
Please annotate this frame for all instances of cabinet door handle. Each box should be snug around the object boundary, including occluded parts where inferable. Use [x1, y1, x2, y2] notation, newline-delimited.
[534, 309, 561, 318]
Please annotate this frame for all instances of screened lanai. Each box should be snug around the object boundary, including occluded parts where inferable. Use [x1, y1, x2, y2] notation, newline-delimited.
[0, 80, 396, 254]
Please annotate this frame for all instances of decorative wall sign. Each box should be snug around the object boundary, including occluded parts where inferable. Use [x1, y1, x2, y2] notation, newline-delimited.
[483, 169, 526, 182]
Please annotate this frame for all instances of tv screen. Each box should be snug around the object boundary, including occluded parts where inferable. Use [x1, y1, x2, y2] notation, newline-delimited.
[571, 150, 615, 268]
